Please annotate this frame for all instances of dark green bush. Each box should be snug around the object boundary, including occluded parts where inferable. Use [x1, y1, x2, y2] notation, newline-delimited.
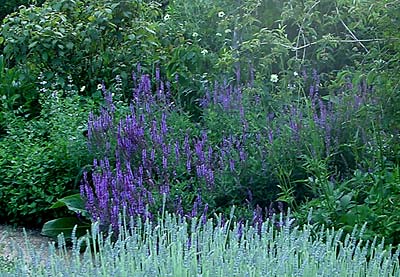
[1, 0, 163, 95]
[0, 0, 46, 23]
[0, 86, 94, 226]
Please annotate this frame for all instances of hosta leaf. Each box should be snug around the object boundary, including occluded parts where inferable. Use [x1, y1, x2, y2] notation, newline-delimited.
[50, 193, 89, 218]
[41, 217, 90, 240]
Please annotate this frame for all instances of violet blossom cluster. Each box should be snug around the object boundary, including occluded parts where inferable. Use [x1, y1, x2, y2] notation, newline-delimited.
[81, 68, 223, 231]
[80, 65, 375, 233]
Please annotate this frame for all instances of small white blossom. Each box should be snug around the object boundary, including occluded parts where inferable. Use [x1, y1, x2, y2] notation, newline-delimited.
[97, 84, 103, 90]
[218, 11, 225, 18]
[270, 74, 279, 83]
[216, 33, 222, 37]
[201, 49, 208, 55]
[224, 29, 231, 34]
[293, 71, 299, 77]
[163, 14, 170, 21]
[192, 32, 199, 38]
[80, 86, 86, 92]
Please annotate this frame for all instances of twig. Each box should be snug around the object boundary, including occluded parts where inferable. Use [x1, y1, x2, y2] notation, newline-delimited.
[294, 0, 321, 62]
[261, 38, 393, 51]
[336, 7, 369, 53]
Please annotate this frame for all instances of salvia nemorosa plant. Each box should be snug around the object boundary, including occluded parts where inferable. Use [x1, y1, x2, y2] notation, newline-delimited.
[81, 65, 378, 233]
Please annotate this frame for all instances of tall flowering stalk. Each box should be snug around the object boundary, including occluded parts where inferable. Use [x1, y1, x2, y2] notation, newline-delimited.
[81, 69, 219, 232]
[81, 66, 378, 233]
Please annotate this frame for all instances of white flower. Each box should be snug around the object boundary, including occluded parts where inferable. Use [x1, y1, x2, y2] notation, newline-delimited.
[218, 11, 225, 18]
[163, 14, 170, 21]
[192, 32, 199, 38]
[270, 74, 279, 83]
[201, 49, 208, 55]
[97, 84, 103, 90]
[216, 33, 222, 37]
[224, 29, 231, 34]
[293, 71, 299, 77]
[80, 86, 86, 92]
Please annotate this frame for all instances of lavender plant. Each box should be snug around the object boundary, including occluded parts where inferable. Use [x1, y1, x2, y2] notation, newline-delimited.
[4, 214, 400, 276]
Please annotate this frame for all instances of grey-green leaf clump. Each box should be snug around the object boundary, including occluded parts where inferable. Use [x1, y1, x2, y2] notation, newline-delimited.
[3, 213, 400, 276]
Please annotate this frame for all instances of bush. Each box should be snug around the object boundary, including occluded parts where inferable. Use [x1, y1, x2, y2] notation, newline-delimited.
[0, 84, 94, 226]
[0, 0, 163, 95]
[0, 0, 46, 23]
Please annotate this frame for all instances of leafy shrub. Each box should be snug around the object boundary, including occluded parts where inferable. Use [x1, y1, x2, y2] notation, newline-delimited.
[0, 55, 39, 130]
[0, 0, 163, 95]
[296, 157, 400, 246]
[0, 84, 94, 226]
[0, 0, 45, 23]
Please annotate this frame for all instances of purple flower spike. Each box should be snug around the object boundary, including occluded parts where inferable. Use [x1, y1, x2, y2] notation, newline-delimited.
[156, 67, 160, 83]
[175, 140, 181, 162]
[161, 112, 168, 135]
[186, 154, 192, 172]
[191, 195, 202, 218]
[229, 159, 235, 172]
[253, 205, 263, 234]
[201, 204, 209, 225]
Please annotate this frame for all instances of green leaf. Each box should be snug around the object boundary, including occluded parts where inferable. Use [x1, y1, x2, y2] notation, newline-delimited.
[66, 41, 74, 50]
[50, 193, 89, 217]
[339, 193, 352, 210]
[41, 217, 90, 239]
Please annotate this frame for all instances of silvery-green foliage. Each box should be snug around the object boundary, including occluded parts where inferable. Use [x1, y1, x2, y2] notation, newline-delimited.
[3, 214, 399, 276]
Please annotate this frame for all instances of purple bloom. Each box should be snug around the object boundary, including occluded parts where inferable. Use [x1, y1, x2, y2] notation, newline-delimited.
[111, 205, 119, 230]
[201, 204, 209, 225]
[229, 159, 235, 172]
[191, 195, 202, 218]
[175, 197, 184, 218]
[186, 154, 192, 172]
[155, 67, 160, 83]
[161, 112, 168, 135]
[160, 181, 170, 195]
[302, 69, 307, 81]
[162, 153, 168, 170]
[174, 140, 181, 162]
[252, 205, 263, 234]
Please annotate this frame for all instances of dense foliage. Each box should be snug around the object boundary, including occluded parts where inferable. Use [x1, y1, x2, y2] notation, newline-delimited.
[0, 83, 94, 225]
[0, 0, 399, 251]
